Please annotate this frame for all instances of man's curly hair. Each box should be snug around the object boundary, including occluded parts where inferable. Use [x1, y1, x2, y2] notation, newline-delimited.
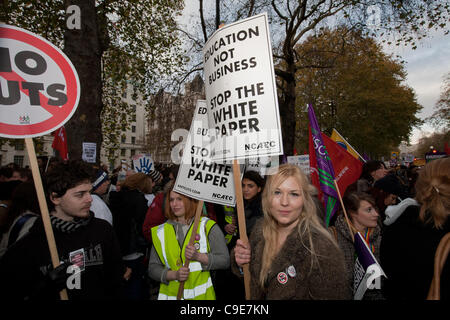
[44, 160, 94, 210]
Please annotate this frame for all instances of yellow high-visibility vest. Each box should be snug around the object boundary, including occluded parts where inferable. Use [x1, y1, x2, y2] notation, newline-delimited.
[223, 206, 236, 244]
[151, 217, 216, 300]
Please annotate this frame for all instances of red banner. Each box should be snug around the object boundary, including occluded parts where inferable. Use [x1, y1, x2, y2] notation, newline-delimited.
[310, 128, 362, 201]
[52, 126, 68, 160]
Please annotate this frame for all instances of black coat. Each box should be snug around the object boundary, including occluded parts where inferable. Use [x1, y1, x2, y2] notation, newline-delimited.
[109, 188, 149, 257]
[0, 216, 124, 300]
[380, 205, 450, 300]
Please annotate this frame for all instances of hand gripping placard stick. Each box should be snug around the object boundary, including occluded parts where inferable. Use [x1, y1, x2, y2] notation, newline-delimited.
[177, 200, 204, 300]
[25, 138, 69, 300]
[233, 159, 251, 300]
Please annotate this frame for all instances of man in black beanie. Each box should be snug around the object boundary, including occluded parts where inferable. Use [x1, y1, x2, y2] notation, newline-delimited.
[371, 173, 410, 223]
[90, 169, 113, 225]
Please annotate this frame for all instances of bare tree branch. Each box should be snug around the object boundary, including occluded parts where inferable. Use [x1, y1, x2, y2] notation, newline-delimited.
[199, 0, 208, 43]
[247, 0, 256, 17]
[274, 67, 295, 82]
[176, 27, 204, 50]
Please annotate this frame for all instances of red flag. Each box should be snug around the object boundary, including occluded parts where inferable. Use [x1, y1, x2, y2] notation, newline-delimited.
[310, 128, 362, 200]
[324, 132, 362, 195]
[445, 142, 450, 155]
[52, 126, 68, 160]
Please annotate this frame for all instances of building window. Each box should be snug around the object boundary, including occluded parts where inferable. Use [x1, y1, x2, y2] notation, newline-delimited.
[121, 135, 126, 143]
[120, 149, 126, 157]
[15, 140, 24, 150]
[130, 149, 136, 157]
[14, 155, 24, 167]
[132, 125, 136, 133]
[131, 137, 136, 144]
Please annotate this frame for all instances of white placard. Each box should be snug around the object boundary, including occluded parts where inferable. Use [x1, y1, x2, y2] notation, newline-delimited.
[287, 155, 310, 176]
[174, 100, 240, 206]
[82, 142, 96, 163]
[203, 13, 283, 161]
[245, 155, 280, 176]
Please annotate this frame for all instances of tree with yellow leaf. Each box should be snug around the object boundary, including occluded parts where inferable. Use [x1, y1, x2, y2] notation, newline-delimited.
[294, 27, 422, 158]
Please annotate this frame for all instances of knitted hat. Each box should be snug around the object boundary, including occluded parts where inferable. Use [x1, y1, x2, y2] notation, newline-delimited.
[147, 169, 162, 183]
[92, 170, 109, 191]
[374, 174, 407, 199]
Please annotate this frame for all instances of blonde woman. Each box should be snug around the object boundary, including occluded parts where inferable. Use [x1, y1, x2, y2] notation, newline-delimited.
[381, 158, 450, 300]
[233, 164, 350, 299]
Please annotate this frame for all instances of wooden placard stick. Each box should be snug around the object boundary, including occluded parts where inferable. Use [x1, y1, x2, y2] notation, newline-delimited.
[176, 200, 204, 300]
[232, 159, 251, 300]
[25, 138, 68, 300]
[333, 180, 354, 242]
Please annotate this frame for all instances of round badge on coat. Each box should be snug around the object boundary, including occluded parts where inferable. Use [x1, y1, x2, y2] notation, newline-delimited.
[287, 265, 297, 278]
[194, 242, 200, 250]
[277, 272, 288, 284]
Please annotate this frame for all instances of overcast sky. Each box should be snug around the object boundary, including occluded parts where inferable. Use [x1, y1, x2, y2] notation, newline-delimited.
[384, 29, 450, 144]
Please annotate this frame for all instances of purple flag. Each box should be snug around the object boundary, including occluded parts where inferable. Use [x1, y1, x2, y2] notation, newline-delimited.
[307, 104, 339, 225]
[362, 152, 371, 162]
[353, 232, 386, 299]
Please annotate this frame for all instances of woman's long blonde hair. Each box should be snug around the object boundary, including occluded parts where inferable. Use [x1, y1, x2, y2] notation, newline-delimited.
[415, 158, 450, 229]
[259, 164, 338, 287]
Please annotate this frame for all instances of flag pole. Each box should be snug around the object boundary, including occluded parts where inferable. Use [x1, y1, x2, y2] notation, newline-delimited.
[45, 155, 51, 172]
[333, 179, 354, 242]
[333, 129, 366, 163]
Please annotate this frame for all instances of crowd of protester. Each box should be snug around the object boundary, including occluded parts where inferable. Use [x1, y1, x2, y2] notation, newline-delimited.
[0, 156, 448, 301]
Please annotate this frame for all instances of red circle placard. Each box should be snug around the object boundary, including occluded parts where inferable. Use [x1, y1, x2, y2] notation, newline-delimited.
[0, 24, 80, 138]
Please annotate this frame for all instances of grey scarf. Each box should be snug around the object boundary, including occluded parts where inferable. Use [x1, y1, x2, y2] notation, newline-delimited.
[50, 213, 93, 233]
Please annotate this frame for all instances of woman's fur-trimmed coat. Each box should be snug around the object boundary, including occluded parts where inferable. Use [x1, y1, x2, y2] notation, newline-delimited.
[232, 219, 351, 300]
[333, 214, 384, 300]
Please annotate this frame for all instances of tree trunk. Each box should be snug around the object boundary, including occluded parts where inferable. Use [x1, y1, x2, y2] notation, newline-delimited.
[63, 0, 103, 163]
[278, 61, 297, 157]
[279, 84, 296, 156]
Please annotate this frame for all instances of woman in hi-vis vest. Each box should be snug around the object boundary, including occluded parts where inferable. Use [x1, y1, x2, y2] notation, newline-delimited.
[148, 182, 230, 300]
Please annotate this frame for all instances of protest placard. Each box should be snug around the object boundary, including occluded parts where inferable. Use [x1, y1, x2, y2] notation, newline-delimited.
[287, 155, 310, 176]
[82, 142, 96, 163]
[0, 24, 80, 138]
[245, 155, 279, 177]
[203, 13, 283, 162]
[133, 154, 154, 174]
[174, 100, 239, 206]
